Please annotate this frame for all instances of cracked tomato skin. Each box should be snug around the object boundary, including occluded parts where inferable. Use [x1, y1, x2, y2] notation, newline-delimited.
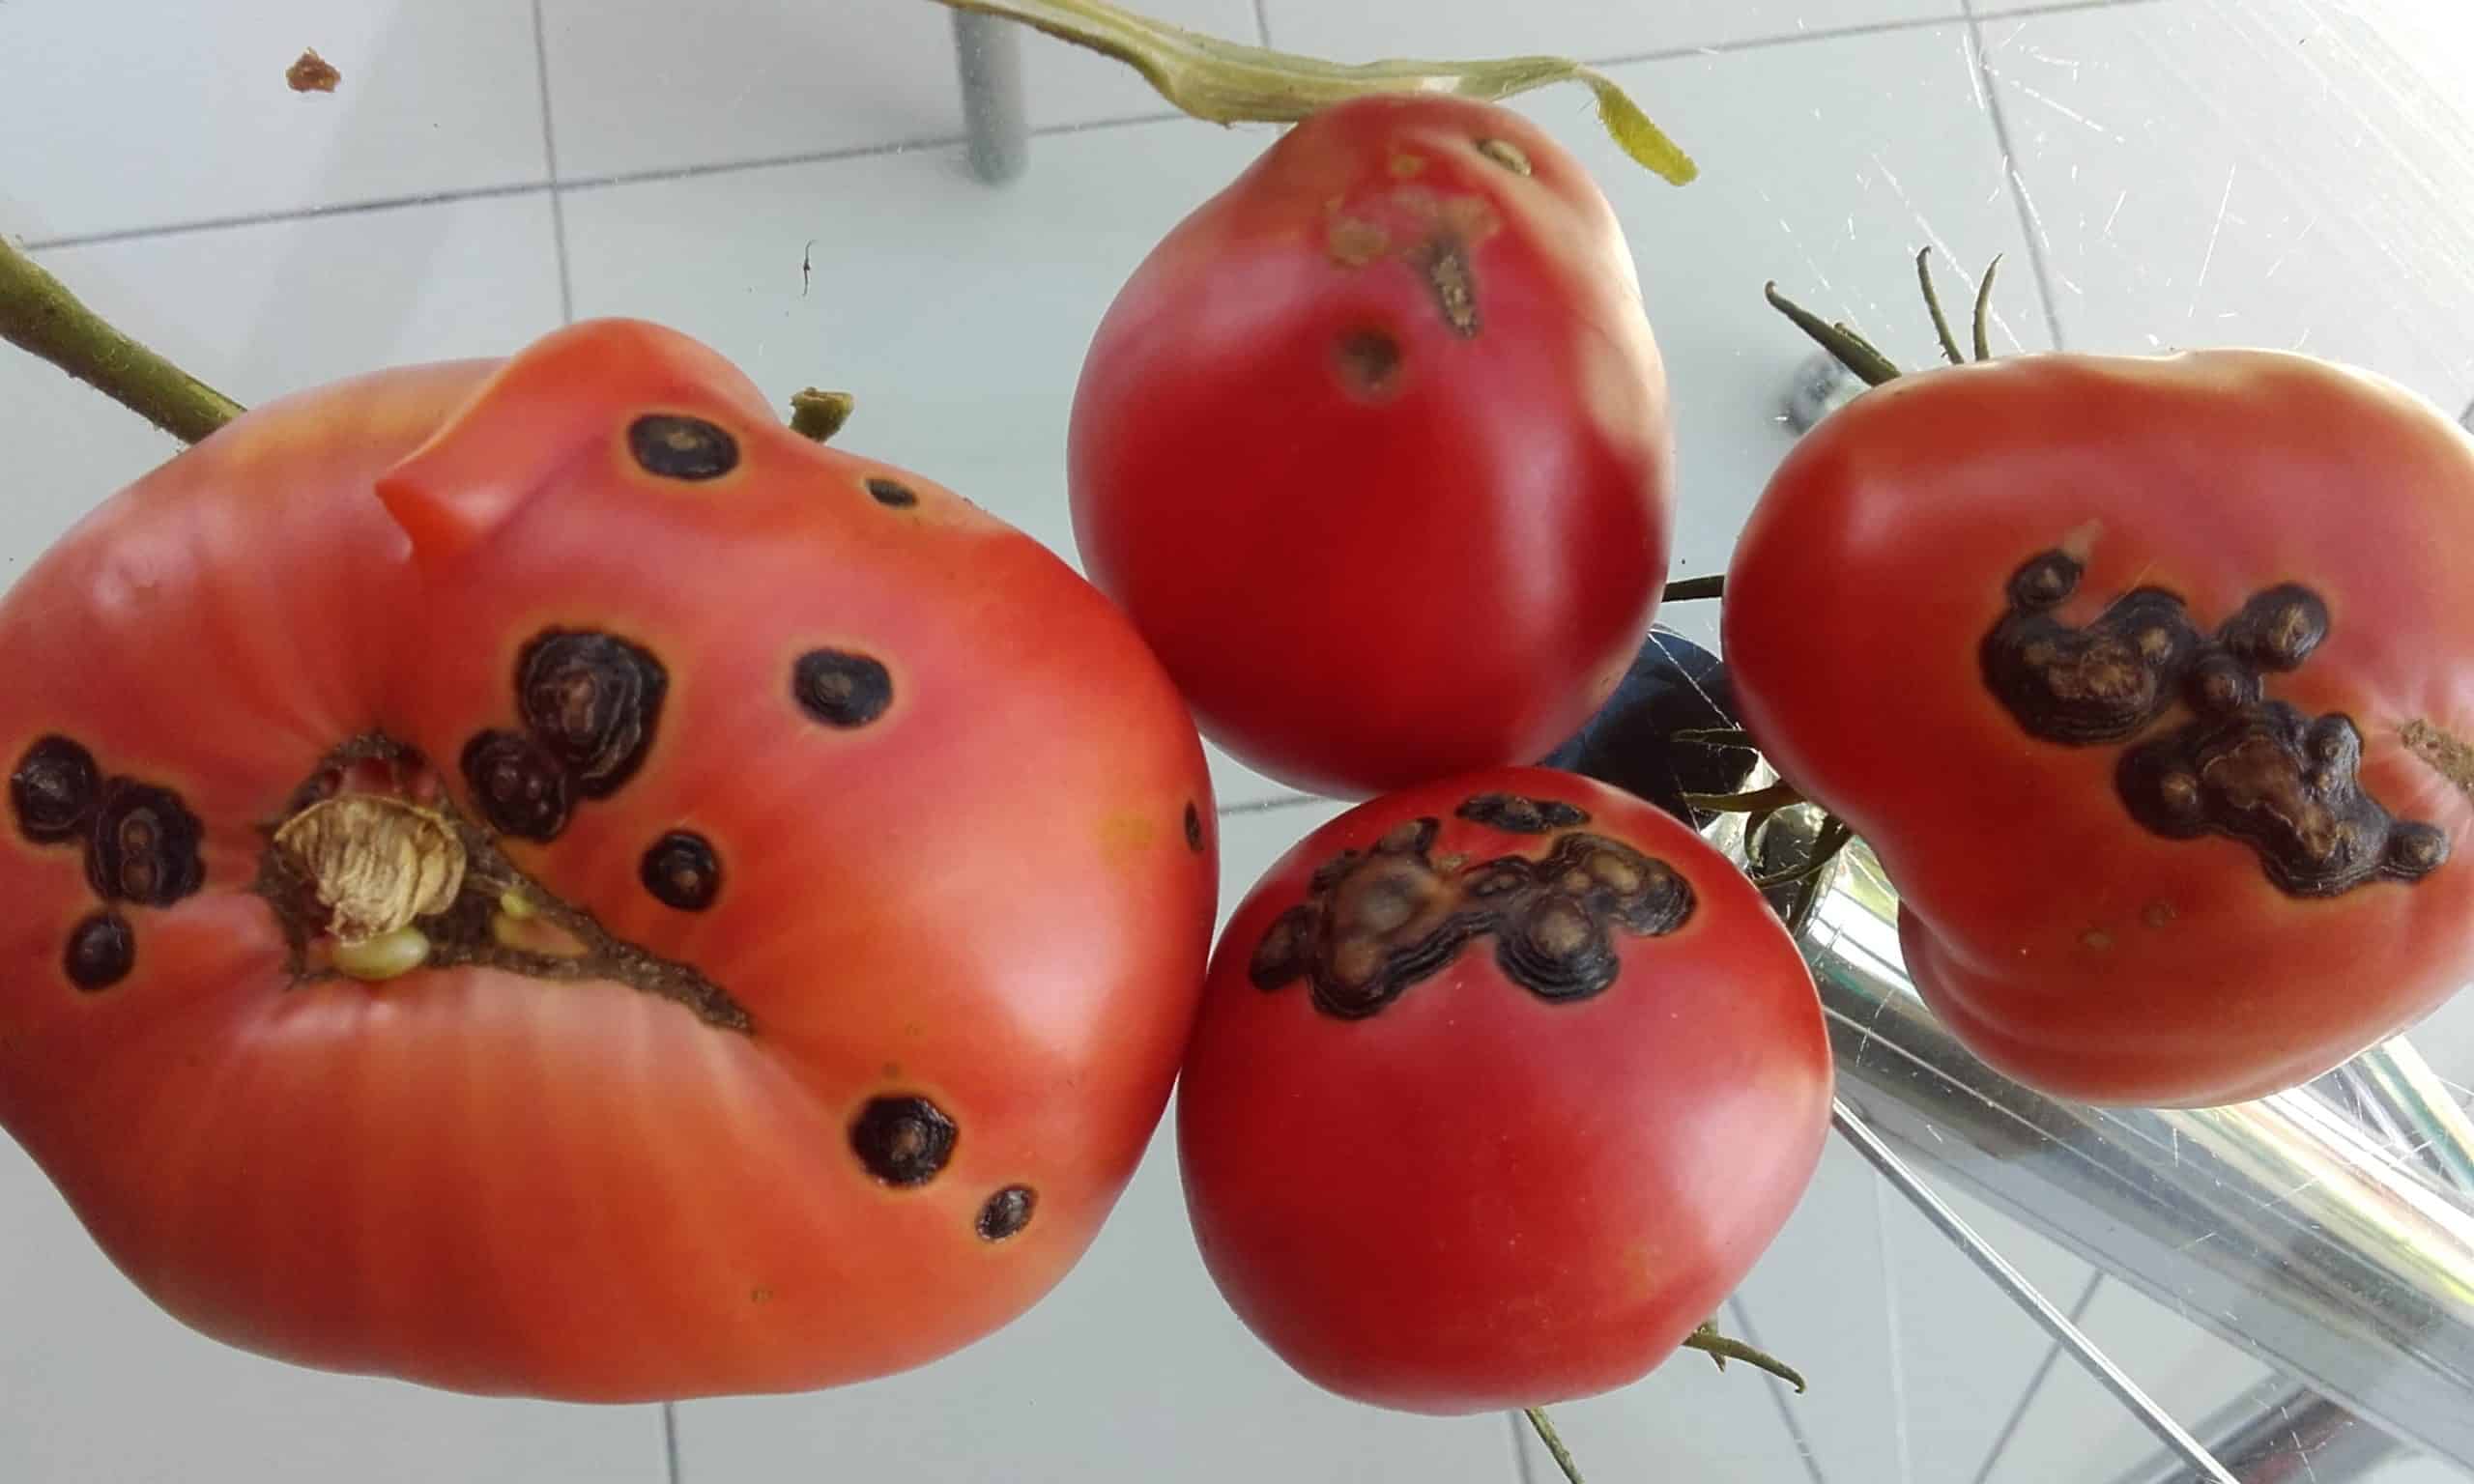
[0, 319, 1218, 1400]
[1068, 95, 1673, 800]
[1724, 351, 2474, 1107]
[1177, 767, 1829, 1413]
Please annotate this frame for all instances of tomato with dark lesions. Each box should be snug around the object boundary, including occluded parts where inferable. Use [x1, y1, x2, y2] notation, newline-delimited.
[1724, 350, 2474, 1107]
[0, 319, 1218, 1400]
[1177, 767, 1831, 1413]
[1070, 94, 1674, 800]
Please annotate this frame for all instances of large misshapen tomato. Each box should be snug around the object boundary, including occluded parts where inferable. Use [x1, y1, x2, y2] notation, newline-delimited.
[0, 319, 1217, 1400]
[1725, 349, 2474, 1107]
[1069, 95, 1673, 800]
[1177, 767, 1830, 1413]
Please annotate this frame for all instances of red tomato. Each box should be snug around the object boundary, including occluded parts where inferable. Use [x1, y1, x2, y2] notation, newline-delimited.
[1178, 767, 1830, 1413]
[1724, 350, 2474, 1107]
[1069, 95, 1674, 800]
[0, 319, 1218, 1400]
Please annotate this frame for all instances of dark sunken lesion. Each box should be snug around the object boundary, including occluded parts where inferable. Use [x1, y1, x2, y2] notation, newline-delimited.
[1983, 548, 2445, 898]
[627, 414, 739, 481]
[516, 631, 668, 799]
[1251, 801, 1693, 1019]
[11, 735, 101, 844]
[976, 1185, 1036, 1242]
[849, 1096, 960, 1187]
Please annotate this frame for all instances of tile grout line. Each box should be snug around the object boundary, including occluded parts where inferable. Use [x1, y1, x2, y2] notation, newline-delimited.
[1217, 792, 1324, 818]
[22, 4, 2169, 255]
[1962, 0, 2070, 352]
[529, 0, 575, 325]
[1503, 1409, 1541, 1484]
[1251, 0, 1273, 48]
[662, 1402, 684, 1484]
[1727, 1294, 1829, 1484]
[2458, 390, 2474, 430]
[1965, 1271, 2109, 1484]
[1872, 1176, 1917, 1484]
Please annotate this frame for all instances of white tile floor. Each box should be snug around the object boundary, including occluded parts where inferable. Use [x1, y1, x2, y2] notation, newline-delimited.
[6, 1, 2474, 1480]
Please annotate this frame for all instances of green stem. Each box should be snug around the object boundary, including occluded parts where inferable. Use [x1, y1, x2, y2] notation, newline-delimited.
[922, 0, 1696, 182]
[1683, 781, 1804, 814]
[1663, 573, 1724, 602]
[788, 388, 856, 442]
[1683, 1321, 1809, 1393]
[1971, 253, 2003, 361]
[1764, 281, 1903, 387]
[1916, 247, 1966, 367]
[1523, 1407, 1587, 1484]
[0, 231, 242, 444]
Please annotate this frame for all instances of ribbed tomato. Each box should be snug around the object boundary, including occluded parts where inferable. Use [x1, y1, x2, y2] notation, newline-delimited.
[0, 319, 1217, 1399]
[1726, 349, 2474, 1106]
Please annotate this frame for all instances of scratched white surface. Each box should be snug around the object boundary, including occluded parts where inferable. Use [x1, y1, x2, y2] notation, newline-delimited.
[3, 1, 2473, 1480]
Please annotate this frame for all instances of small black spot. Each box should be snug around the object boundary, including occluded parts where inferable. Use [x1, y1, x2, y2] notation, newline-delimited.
[516, 631, 668, 798]
[84, 781, 205, 906]
[2219, 584, 2330, 673]
[850, 1095, 958, 1187]
[641, 830, 722, 911]
[976, 1185, 1037, 1241]
[628, 414, 739, 480]
[1183, 802, 1205, 854]
[1335, 329, 1402, 397]
[12, 735, 100, 844]
[865, 476, 918, 508]
[65, 910, 133, 992]
[1456, 792, 1589, 834]
[793, 649, 894, 728]
[461, 729, 571, 842]
[2007, 550, 2082, 610]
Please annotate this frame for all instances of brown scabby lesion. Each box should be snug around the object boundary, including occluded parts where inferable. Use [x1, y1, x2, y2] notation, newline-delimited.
[1982, 548, 2449, 897]
[1250, 800, 1694, 1020]
[253, 733, 751, 1032]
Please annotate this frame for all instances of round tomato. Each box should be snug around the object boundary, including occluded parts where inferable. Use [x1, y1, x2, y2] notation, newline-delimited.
[1724, 350, 2474, 1107]
[0, 319, 1218, 1400]
[1069, 95, 1674, 800]
[1177, 766, 1830, 1413]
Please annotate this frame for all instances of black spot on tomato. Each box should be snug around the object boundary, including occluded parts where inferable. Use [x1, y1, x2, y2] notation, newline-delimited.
[516, 631, 667, 798]
[1335, 329, 1402, 398]
[1183, 802, 1205, 854]
[461, 729, 571, 842]
[1455, 793, 1588, 835]
[12, 735, 100, 844]
[84, 781, 205, 906]
[849, 1095, 958, 1187]
[1253, 824, 1692, 1018]
[627, 414, 739, 480]
[793, 649, 893, 729]
[865, 476, 918, 508]
[64, 910, 134, 992]
[976, 1185, 1036, 1241]
[640, 830, 722, 911]
[1982, 561, 2200, 745]
[2218, 584, 2330, 673]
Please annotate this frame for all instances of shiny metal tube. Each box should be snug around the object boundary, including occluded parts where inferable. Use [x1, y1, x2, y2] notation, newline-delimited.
[1783, 836, 2474, 1470]
[2107, 1385, 2402, 1484]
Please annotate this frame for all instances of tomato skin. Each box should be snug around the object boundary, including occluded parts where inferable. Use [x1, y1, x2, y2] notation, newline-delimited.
[1724, 350, 2474, 1107]
[0, 320, 1218, 1400]
[1177, 767, 1829, 1413]
[1069, 95, 1673, 800]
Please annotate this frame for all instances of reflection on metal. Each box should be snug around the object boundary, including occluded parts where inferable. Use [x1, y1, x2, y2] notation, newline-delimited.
[951, 11, 1028, 185]
[1830, 1099, 2239, 1483]
[2108, 1384, 2402, 1484]
[1767, 821, 2474, 1471]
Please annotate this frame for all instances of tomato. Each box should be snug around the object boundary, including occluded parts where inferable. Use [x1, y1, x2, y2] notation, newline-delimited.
[0, 319, 1218, 1400]
[1069, 95, 1674, 800]
[1177, 766, 1830, 1413]
[1723, 350, 2474, 1107]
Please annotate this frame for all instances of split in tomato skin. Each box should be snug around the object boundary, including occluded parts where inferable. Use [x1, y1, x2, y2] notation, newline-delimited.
[1723, 349, 2474, 1107]
[1177, 766, 1831, 1414]
[1069, 95, 1674, 801]
[0, 320, 1220, 1401]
